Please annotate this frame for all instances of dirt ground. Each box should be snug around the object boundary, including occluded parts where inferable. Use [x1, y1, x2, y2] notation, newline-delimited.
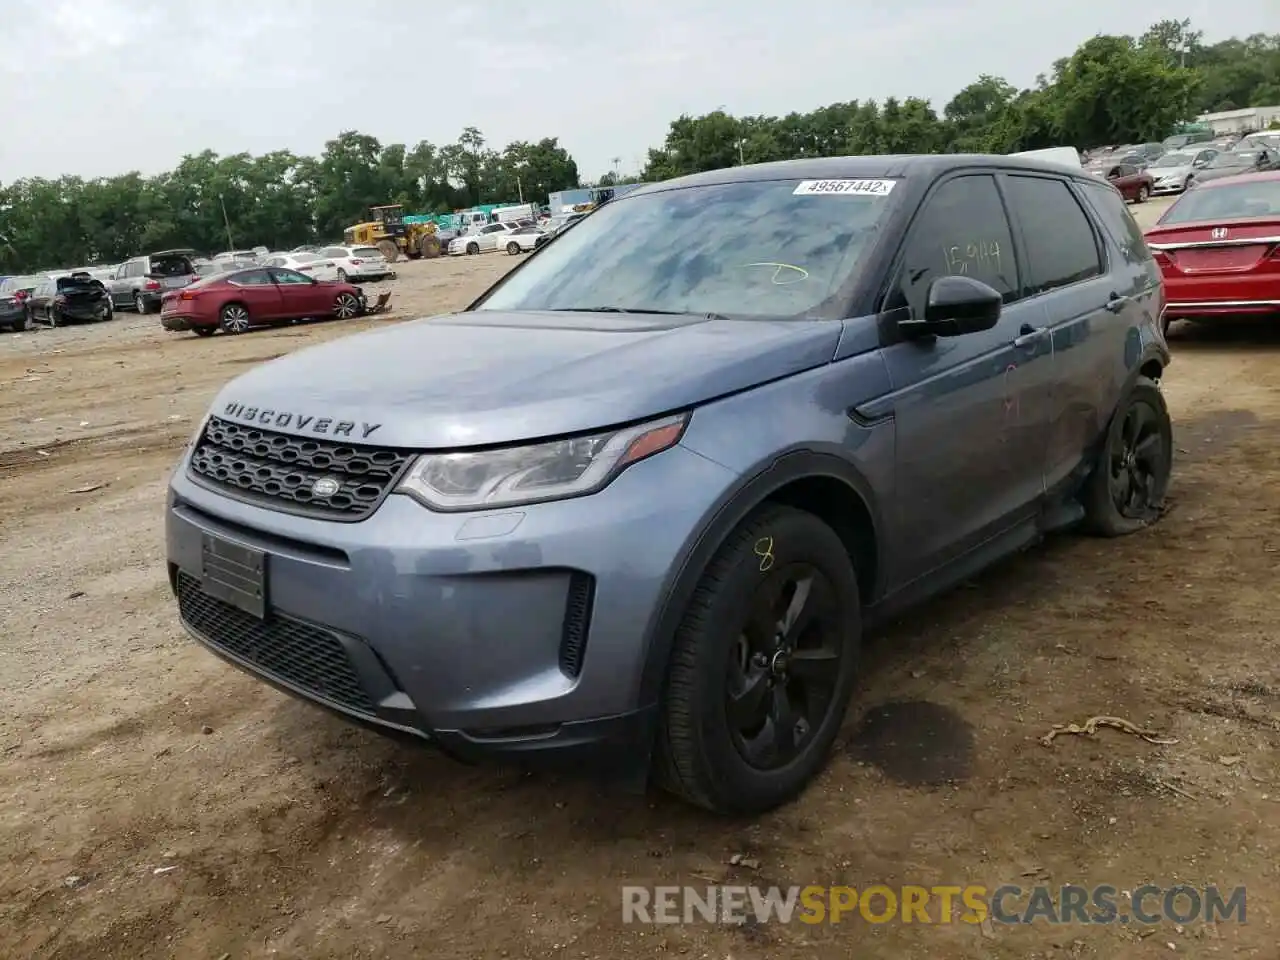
[3, 202, 1279, 959]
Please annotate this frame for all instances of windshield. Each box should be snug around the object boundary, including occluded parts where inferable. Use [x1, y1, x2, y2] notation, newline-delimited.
[1153, 153, 1192, 168]
[475, 179, 898, 319]
[1160, 181, 1280, 224]
[1209, 153, 1254, 168]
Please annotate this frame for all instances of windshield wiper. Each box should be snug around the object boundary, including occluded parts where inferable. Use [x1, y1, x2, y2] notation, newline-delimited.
[550, 306, 732, 321]
[551, 306, 673, 314]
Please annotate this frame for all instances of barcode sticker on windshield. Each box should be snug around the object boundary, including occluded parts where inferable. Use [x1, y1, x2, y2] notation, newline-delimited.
[793, 179, 896, 197]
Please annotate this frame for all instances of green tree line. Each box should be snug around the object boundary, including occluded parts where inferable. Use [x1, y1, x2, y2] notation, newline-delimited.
[1, 19, 1276, 274]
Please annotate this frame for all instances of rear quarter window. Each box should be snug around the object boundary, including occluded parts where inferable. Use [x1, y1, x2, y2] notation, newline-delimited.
[1078, 180, 1153, 265]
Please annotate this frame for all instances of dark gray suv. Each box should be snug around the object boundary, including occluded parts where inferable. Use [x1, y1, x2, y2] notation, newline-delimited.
[166, 155, 1172, 814]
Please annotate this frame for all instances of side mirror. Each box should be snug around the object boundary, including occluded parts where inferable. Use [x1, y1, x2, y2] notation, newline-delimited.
[900, 276, 1003, 338]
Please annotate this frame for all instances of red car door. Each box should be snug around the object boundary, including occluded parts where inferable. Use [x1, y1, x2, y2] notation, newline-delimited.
[225, 268, 283, 319]
[268, 268, 328, 317]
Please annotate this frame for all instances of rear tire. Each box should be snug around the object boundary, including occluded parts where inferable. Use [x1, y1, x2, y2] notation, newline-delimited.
[1082, 377, 1172, 537]
[134, 292, 148, 314]
[419, 234, 441, 259]
[336, 268, 347, 282]
[47, 307, 60, 328]
[655, 504, 862, 814]
[219, 302, 251, 334]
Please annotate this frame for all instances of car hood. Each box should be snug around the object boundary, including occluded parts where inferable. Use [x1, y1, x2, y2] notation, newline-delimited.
[210, 310, 842, 448]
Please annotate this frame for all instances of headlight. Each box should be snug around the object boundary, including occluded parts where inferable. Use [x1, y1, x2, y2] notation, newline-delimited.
[396, 413, 688, 511]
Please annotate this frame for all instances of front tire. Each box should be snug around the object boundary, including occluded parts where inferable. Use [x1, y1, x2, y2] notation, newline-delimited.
[377, 239, 400, 263]
[466, 242, 479, 256]
[336, 268, 348, 282]
[655, 504, 861, 814]
[1082, 376, 1172, 537]
[506, 241, 521, 255]
[333, 292, 360, 319]
[1136, 185, 1150, 203]
[192, 326, 216, 337]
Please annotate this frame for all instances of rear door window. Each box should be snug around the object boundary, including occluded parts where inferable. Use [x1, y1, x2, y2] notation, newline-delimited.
[890, 173, 1020, 313]
[228, 269, 273, 286]
[1003, 176, 1103, 295]
[1078, 180, 1153, 265]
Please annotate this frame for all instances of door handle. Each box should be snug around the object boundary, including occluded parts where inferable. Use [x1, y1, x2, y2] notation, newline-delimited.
[1106, 293, 1132, 313]
[1012, 324, 1046, 348]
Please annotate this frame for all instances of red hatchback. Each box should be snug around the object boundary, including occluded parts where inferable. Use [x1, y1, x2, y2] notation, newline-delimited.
[160, 265, 366, 337]
[1145, 171, 1280, 332]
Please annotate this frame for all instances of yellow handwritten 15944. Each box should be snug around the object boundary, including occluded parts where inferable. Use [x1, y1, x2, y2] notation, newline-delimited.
[943, 239, 1002, 276]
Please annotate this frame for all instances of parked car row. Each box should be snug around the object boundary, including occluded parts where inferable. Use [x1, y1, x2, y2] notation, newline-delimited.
[0, 271, 113, 330]
[445, 211, 591, 257]
[0, 240, 402, 334]
[160, 264, 389, 338]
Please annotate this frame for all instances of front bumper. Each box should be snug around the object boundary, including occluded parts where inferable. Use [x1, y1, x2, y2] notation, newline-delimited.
[165, 442, 734, 767]
[1151, 180, 1187, 194]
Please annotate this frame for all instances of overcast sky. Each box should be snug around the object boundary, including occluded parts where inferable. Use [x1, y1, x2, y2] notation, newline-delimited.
[0, 0, 1269, 185]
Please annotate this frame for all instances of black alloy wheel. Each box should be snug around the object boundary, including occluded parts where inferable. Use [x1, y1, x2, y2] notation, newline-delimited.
[656, 504, 862, 814]
[1082, 377, 1172, 536]
[1108, 397, 1167, 519]
[727, 565, 843, 770]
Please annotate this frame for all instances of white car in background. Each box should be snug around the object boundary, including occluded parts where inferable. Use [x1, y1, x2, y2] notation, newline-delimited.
[501, 225, 546, 255]
[315, 246, 395, 282]
[447, 222, 517, 256]
[262, 252, 342, 281]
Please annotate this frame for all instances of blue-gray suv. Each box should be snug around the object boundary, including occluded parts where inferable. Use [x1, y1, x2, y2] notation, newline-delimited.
[166, 155, 1172, 814]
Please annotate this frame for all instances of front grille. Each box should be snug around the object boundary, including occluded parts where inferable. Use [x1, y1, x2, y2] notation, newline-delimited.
[189, 416, 414, 521]
[177, 572, 376, 715]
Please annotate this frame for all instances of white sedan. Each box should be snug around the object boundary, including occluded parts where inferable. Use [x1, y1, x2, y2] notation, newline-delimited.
[315, 246, 395, 282]
[263, 252, 342, 281]
[501, 225, 546, 255]
[448, 222, 517, 256]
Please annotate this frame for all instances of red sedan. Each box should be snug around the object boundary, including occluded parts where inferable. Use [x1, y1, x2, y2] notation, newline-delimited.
[160, 265, 366, 337]
[1145, 170, 1280, 333]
